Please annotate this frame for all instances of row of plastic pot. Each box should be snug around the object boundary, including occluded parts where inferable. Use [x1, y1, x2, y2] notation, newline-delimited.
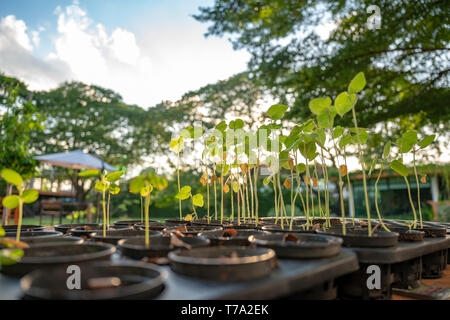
[1, 218, 348, 299]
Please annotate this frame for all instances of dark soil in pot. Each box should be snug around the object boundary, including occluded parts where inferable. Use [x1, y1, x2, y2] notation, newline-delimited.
[163, 225, 222, 237]
[388, 226, 425, 242]
[317, 228, 398, 248]
[118, 235, 210, 260]
[191, 219, 232, 228]
[90, 229, 161, 245]
[224, 223, 261, 230]
[413, 226, 446, 238]
[69, 225, 131, 238]
[168, 246, 278, 281]
[2, 225, 45, 232]
[249, 232, 342, 259]
[165, 219, 190, 227]
[134, 221, 166, 231]
[113, 219, 158, 227]
[54, 223, 102, 234]
[5, 231, 63, 239]
[1, 242, 116, 277]
[22, 236, 84, 246]
[199, 229, 268, 246]
[261, 224, 316, 233]
[21, 260, 167, 300]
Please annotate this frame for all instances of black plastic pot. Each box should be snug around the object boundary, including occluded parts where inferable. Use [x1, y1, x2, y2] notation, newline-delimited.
[318, 228, 399, 248]
[191, 219, 232, 228]
[21, 260, 167, 300]
[388, 226, 425, 242]
[249, 232, 343, 259]
[165, 219, 190, 227]
[413, 226, 447, 238]
[113, 219, 158, 227]
[22, 236, 83, 246]
[134, 221, 166, 231]
[224, 223, 261, 230]
[392, 257, 422, 289]
[69, 225, 131, 238]
[5, 231, 63, 239]
[1, 243, 116, 277]
[118, 235, 210, 260]
[54, 223, 101, 234]
[163, 225, 222, 237]
[90, 229, 161, 245]
[200, 229, 268, 246]
[168, 246, 278, 281]
[422, 249, 447, 279]
[2, 225, 45, 232]
[261, 224, 315, 233]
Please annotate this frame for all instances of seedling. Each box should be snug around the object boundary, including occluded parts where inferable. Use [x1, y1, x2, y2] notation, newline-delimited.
[170, 136, 184, 220]
[0, 225, 25, 269]
[394, 131, 436, 228]
[130, 172, 168, 247]
[175, 186, 204, 221]
[1, 169, 39, 241]
[78, 169, 124, 236]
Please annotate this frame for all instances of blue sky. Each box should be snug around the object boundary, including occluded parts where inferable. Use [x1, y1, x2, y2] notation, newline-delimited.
[0, 0, 250, 107]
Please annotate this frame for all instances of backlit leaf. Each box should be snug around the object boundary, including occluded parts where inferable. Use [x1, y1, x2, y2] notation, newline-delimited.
[267, 104, 288, 120]
[1, 169, 23, 188]
[348, 72, 366, 94]
[192, 193, 204, 207]
[390, 160, 408, 177]
[309, 97, 331, 115]
[2, 195, 20, 209]
[21, 189, 39, 204]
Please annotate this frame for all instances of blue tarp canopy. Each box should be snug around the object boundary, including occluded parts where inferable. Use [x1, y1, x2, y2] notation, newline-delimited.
[35, 149, 116, 171]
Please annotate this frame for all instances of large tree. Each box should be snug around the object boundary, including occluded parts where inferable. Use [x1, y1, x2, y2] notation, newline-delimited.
[194, 0, 450, 150]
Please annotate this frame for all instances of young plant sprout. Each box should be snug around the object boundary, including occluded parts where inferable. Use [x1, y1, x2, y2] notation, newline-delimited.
[170, 136, 184, 220]
[394, 131, 436, 228]
[390, 159, 416, 229]
[1, 169, 39, 241]
[78, 169, 124, 236]
[368, 141, 392, 232]
[0, 225, 25, 268]
[175, 186, 204, 221]
[130, 172, 168, 247]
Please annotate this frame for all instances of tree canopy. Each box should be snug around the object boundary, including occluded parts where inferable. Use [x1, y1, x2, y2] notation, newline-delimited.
[194, 0, 449, 138]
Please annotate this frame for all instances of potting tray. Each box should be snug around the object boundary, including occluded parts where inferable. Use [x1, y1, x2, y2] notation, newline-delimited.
[348, 235, 450, 264]
[0, 249, 358, 300]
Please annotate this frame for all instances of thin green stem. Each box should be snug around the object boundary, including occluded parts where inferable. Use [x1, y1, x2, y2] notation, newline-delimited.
[412, 151, 422, 228]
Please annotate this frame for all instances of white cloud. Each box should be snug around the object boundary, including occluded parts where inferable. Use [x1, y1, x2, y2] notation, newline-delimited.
[0, 1, 249, 107]
[0, 15, 73, 90]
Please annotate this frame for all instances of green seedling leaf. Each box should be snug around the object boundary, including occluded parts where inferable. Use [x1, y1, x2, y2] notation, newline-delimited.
[21, 189, 39, 204]
[78, 169, 100, 177]
[140, 184, 153, 197]
[192, 193, 204, 207]
[332, 126, 344, 139]
[180, 126, 194, 140]
[109, 184, 120, 195]
[418, 135, 435, 149]
[1, 169, 23, 188]
[397, 130, 418, 153]
[267, 104, 288, 120]
[295, 163, 306, 174]
[215, 120, 227, 132]
[95, 181, 108, 192]
[0, 248, 24, 266]
[232, 182, 240, 192]
[301, 119, 315, 132]
[106, 170, 123, 182]
[335, 92, 354, 117]
[383, 141, 391, 159]
[170, 137, 184, 153]
[339, 134, 353, 148]
[263, 176, 272, 186]
[391, 160, 408, 177]
[0, 226, 5, 237]
[176, 186, 191, 200]
[2, 195, 20, 209]
[317, 106, 336, 129]
[229, 119, 244, 130]
[348, 72, 366, 94]
[350, 128, 369, 144]
[309, 97, 331, 115]
[129, 176, 145, 194]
